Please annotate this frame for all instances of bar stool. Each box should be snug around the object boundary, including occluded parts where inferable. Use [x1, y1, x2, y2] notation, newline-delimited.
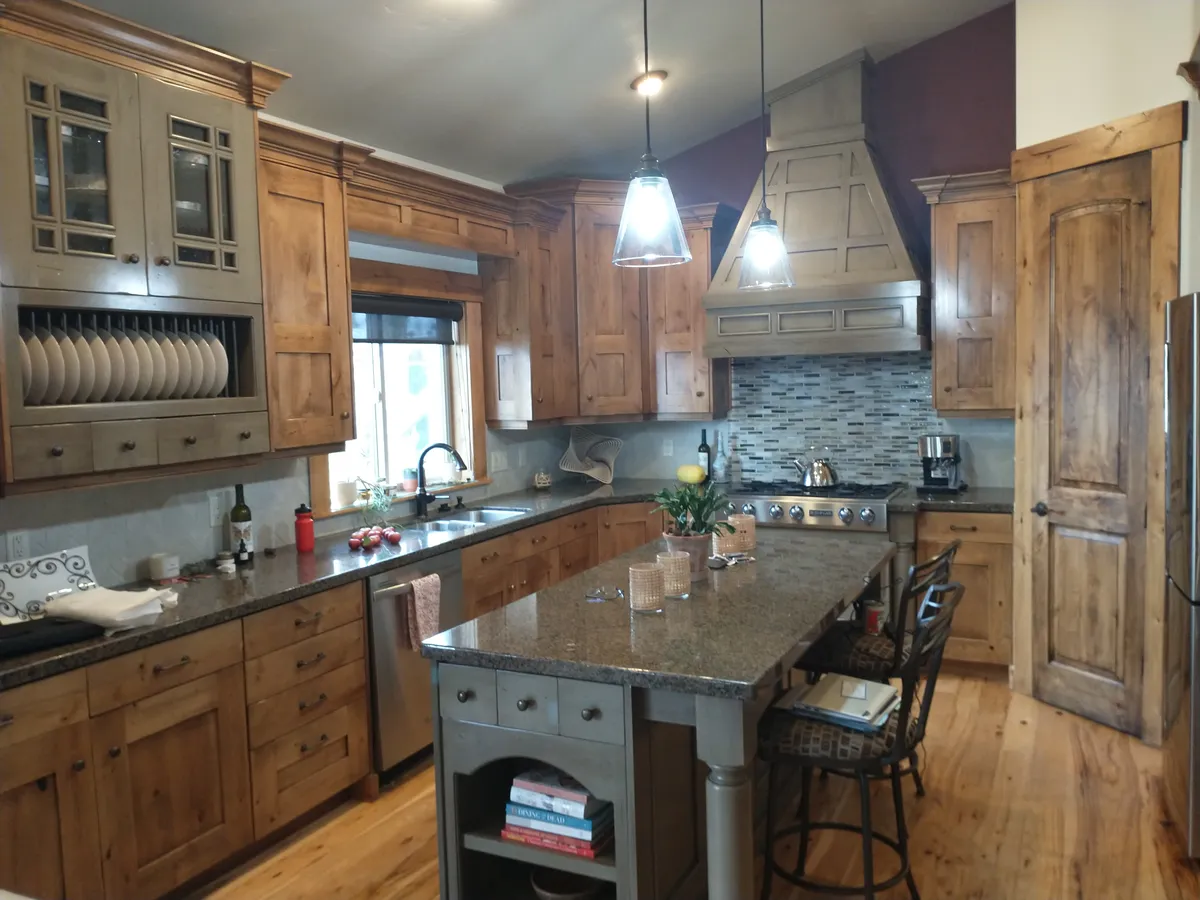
[796, 541, 960, 795]
[759, 582, 964, 900]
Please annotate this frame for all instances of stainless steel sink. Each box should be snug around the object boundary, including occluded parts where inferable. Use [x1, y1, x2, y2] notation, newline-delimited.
[442, 507, 529, 525]
[410, 520, 483, 533]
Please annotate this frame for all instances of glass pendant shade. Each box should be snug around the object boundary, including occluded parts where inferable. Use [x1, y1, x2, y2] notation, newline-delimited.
[612, 162, 691, 268]
[738, 211, 794, 290]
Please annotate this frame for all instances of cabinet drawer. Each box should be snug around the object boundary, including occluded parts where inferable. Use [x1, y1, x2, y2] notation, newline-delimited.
[157, 415, 218, 465]
[250, 696, 369, 839]
[559, 533, 597, 581]
[92, 419, 158, 471]
[243, 583, 364, 659]
[438, 664, 497, 725]
[557, 678, 625, 745]
[462, 534, 516, 580]
[86, 620, 243, 715]
[917, 512, 1013, 545]
[10, 424, 93, 480]
[557, 509, 598, 540]
[215, 412, 270, 458]
[0, 670, 88, 751]
[497, 671, 558, 735]
[512, 521, 559, 560]
[248, 660, 366, 749]
[244, 622, 364, 703]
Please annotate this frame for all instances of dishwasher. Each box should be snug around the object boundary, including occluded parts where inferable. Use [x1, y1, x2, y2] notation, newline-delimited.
[368, 549, 463, 773]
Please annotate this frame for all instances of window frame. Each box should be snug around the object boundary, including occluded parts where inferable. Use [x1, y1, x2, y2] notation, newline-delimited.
[308, 260, 489, 518]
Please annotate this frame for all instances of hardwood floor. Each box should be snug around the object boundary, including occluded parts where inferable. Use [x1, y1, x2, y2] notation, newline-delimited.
[198, 672, 1200, 900]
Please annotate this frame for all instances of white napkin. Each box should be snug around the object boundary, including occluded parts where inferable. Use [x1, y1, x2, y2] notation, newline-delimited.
[46, 586, 177, 633]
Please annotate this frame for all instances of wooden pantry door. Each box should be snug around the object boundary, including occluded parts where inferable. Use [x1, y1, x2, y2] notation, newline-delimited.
[1017, 152, 1153, 733]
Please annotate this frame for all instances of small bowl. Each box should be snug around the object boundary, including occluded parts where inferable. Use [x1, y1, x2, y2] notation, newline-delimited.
[530, 868, 602, 900]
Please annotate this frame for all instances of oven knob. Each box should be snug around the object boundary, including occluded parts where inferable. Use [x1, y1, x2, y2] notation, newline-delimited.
[859, 508, 876, 525]
[837, 506, 854, 525]
[741, 503, 756, 516]
[789, 505, 804, 521]
[768, 504, 783, 520]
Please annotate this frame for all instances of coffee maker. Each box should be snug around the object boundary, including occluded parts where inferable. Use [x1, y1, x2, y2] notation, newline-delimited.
[918, 434, 965, 492]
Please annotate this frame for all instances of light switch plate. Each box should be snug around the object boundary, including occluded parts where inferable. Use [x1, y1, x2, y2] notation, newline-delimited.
[209, 492, 222, 528]
[6, 530, 29, 560]
[661, 439, 674, 457]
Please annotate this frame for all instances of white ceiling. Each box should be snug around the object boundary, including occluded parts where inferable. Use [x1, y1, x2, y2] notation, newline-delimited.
[87, 0, 1009, 186]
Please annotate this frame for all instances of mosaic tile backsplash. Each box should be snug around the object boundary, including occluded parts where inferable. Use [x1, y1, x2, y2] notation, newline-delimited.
[725, 353, 1015, 486]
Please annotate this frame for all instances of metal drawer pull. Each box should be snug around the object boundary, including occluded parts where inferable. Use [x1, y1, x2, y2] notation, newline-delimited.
[516, 698, 534, 712]
[483, 551, 502, 562]
[108, 746, 121, 758]
[298, 692, 328, 712]
[341, 411, 351, 420]
[531, 536, 548, 545]
[948, 525, 978, 533]
[155, 256, 171, 266]
[580, 707, 598, 722]
[152, 654, 191, 675]
[184, 435, 198, 445]
[239, 430, 252, 439]
[72, 759, 86, 772]
[300, 733, 329, 753]
[123, 253, 140, 264]
[121, 440, 137, 451]
[0, 713, 14, 728]
[50, 446, 64, 457]
[456, 689, 473, 703]
[296, 651, 327, 669]
[294, 611, 323, 627]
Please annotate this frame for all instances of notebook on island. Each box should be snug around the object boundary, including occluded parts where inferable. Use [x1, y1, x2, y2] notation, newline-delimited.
[788, 675, 900, 732]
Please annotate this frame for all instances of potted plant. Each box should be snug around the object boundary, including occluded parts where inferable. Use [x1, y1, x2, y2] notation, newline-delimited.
[652, 483, 734, 581]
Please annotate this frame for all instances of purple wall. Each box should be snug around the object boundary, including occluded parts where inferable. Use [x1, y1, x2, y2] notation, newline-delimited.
[662, 3, 1015, 273]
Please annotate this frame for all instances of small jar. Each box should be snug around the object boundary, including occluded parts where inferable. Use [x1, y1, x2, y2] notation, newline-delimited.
[401, 468, 418, 492]
[294, 503, 315, 553]
[215, 551, 236, 575]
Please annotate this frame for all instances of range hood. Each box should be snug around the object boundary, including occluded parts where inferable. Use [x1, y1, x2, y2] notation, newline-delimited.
[704, 50, 929, 358]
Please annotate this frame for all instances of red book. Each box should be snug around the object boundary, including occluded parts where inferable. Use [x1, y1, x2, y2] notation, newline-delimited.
[501, 822, 609, 849]
[501, 827, 612, 859]
[512, 768, 592, 806]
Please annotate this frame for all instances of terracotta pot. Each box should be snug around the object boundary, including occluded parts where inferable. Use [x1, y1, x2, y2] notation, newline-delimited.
[663, 533, 710, 582]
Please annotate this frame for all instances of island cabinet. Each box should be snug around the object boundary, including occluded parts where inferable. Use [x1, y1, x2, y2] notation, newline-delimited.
[917, 511, 1013, 665]
[257, 123, 371, 451]
[598, 502, 664, 564]
[914, 170, 1016, 416]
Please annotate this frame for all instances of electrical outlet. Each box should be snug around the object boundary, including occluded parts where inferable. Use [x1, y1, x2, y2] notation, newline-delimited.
[6, 530, 29, 560]
[209, 492, 222, 528]
[517, 444, 528, 467]
[490, 450, 509, 473]
[661, 439, 674, 457]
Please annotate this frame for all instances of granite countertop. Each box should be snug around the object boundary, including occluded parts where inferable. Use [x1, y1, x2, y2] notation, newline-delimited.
[889, 485, 1014, 514]
[421, 529, 895, 699]
[0, 479, 666, 691]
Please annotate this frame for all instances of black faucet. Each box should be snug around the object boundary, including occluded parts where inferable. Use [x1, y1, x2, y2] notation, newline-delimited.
[415, 442, 467, 518]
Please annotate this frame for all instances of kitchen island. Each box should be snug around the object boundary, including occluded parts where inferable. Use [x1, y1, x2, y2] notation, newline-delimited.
[421, 528, 895, 900]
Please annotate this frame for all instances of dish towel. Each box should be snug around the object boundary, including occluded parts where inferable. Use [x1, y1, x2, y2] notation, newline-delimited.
[405, 573, 441, 650]
[46, 586, 177, 634]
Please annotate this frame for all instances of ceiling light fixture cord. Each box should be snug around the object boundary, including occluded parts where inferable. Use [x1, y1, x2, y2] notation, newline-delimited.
[643, 0, 652, 156]
[759, 0, 767, 211]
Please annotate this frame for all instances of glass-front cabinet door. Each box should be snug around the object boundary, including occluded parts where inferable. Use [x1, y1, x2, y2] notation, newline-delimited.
[139, 77, 262, 303]
[0, 36, 147, 294]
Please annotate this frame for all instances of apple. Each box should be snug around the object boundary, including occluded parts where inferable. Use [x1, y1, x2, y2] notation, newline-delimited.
[386, 531, 401, 545]
[348, 537, 362, 550]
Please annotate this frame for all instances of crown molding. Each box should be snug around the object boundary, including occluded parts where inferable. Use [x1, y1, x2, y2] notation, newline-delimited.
[257, 121, 373, 180]
[913, 169, 1014, 204]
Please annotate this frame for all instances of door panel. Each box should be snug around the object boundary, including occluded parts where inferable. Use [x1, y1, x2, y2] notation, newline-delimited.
[0, 35, 146, 293]
[918, 537, 1012, 665]
[1022, 154, 1150, 732]
[259, 160, 353, 449]
[598, 502, 661, 563]
[648, 224, 711, 414]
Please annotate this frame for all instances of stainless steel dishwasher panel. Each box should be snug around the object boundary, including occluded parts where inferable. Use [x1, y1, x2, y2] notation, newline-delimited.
[368, 549, 462, 772]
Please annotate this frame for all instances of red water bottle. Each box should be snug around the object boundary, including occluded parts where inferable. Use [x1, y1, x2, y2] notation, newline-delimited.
[294, 503, 315, 553]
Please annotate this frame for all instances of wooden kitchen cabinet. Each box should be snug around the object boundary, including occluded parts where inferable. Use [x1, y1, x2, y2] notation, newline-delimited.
[90, 664, 253, 900]
[257, 123, 368, 451]
[598, 502, 664, 564]
[917, 511, 1012, 665]
[914, 170, 1016, 415]
[646, 204, 733, 418]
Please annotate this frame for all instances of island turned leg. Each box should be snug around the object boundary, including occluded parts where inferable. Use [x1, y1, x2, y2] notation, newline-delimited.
[695, 695, 756, 900]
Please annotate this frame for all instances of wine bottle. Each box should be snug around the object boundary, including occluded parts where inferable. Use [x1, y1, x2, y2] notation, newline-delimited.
[698, 429, 711, 481]
[230, 483, 254, 561]
[711, 432, 730, 484]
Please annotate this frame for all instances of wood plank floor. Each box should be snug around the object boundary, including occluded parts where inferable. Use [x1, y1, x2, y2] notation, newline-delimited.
[198, 672, 1200, 900]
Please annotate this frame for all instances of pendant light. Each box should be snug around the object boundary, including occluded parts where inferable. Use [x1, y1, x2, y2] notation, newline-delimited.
[612, 0, 691, 268]
[738, 0, 794, 290]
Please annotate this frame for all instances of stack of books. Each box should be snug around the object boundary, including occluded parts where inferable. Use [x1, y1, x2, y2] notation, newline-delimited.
[501, 768, 614, 859]
[785, 673, 900, 733]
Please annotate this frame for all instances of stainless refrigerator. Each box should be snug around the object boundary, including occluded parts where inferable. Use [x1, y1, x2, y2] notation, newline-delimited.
[1165, 294, 1200, 856]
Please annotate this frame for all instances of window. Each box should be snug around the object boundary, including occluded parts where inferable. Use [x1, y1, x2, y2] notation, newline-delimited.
[325, 295, 469, 508]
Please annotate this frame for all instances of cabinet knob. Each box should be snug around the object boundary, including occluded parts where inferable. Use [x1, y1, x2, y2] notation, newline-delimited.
[123, 253, 140, 264]
[121, 440, 137, 451]
[341, 411, 351, 420]
[696, 391, 705, 397]
[586, 394, 593, 401]
[536, 393, 544, 404]
[943, 386, 952, 392]
[184, 435, 198, 446]
[49, 446, 64, 457]
[108, 746, 121, 759]
[456, 689, 473, 703]
[155, 256, 172, 267]
[1032, 501, 1050, 517]
[580, 707, 597, 722]
[239, 430, 252, 440]
[72, 759, 86, 772]
[516, 698, 533, 712]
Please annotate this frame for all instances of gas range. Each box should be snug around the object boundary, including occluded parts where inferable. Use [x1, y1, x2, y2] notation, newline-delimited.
[725, 481, 905, 533]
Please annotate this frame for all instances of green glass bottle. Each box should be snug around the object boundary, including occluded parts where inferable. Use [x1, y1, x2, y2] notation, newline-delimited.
[230, 483, 253, 563]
